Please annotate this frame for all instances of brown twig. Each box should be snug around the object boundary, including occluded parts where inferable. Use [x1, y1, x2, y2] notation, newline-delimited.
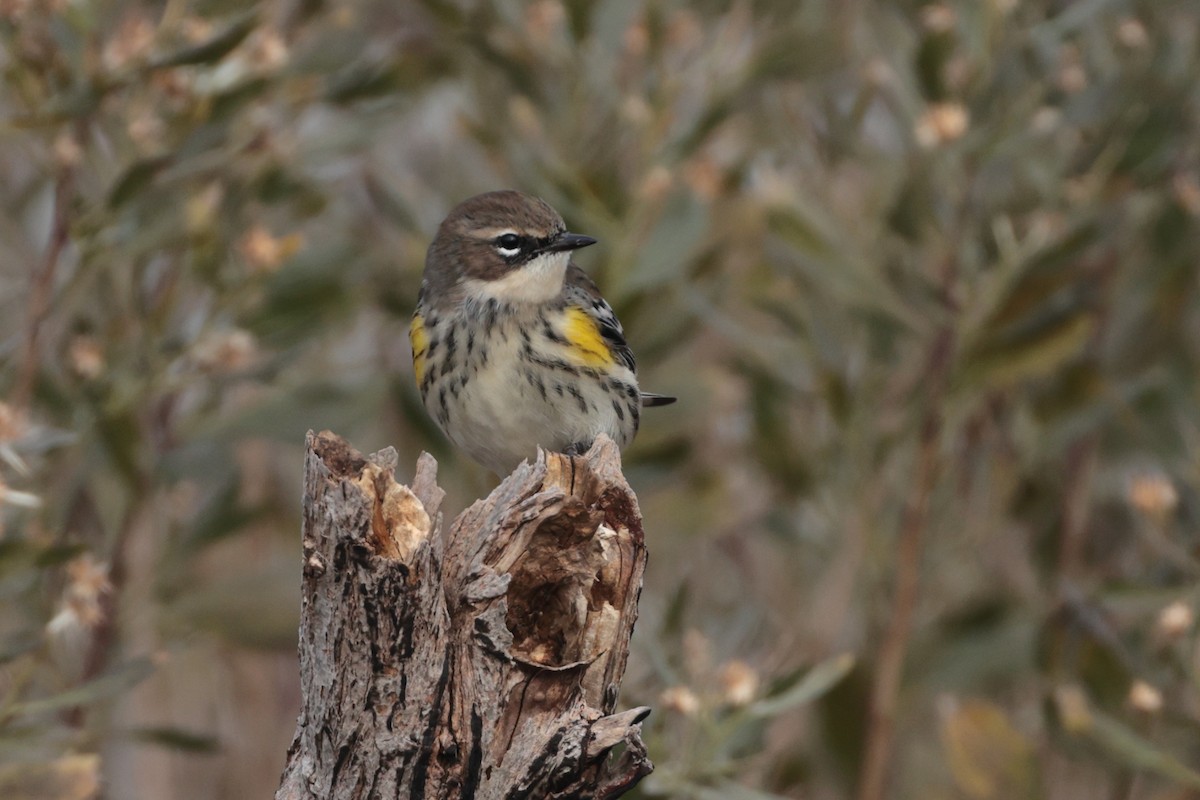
[13, 165, 75, 410]
[856, 326, 954, 800]
[62, 486, 146, 731]
[1056, 437, 1097, 584]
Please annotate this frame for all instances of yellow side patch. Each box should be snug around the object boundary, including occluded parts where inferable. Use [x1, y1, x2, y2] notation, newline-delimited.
[562, 307, 615, 368]
[410, 314, 428, 385]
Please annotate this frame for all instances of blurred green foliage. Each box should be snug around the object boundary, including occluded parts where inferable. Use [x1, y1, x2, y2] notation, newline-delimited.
[1, 0, 1199, 798]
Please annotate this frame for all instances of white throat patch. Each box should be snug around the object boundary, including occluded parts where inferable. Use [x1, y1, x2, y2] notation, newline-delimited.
[463, 251, 570, 305]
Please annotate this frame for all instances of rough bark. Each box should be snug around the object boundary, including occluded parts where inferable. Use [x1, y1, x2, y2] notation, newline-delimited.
[276, 431, 653, 800]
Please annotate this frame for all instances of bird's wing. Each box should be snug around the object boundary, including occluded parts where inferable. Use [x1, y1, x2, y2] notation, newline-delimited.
[562, 264, 637, 373]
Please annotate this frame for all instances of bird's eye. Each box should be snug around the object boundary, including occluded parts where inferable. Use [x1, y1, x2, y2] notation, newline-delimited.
[495, 233, 522, 250]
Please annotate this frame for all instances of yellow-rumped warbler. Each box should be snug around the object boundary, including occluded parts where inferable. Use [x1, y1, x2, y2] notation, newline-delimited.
[410, 190, 675, 474]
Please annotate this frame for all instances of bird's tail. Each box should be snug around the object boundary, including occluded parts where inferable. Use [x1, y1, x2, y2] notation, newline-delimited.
[640, 392, 677, 407]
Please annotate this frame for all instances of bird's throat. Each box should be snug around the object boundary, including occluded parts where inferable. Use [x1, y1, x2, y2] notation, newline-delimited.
[464, 251, 569, 305]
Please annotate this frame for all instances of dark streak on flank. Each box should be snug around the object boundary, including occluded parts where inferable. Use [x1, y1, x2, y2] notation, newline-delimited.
[567, 384, 587, 413]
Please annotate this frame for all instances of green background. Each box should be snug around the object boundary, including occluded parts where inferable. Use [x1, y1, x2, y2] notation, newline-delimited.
[2, 0, 1199, 798]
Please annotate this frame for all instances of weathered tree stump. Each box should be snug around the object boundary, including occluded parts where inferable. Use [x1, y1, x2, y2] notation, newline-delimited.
[275, 431, 653, 800]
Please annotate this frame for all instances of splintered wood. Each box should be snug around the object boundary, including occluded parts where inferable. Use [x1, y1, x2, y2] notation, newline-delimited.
[276, 431, 652, 800]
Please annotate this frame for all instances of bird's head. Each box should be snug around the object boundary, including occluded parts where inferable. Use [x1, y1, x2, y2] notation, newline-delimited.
[424, 190, 597, 306]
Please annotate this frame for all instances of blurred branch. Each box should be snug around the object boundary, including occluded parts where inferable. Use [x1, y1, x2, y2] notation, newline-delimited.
[857, 325, 954, 800]
[1056, 436, 1097, 584]
[66, 495, 147, 729]
[276, 431, 652, 799]
[13, 163, 74, 411]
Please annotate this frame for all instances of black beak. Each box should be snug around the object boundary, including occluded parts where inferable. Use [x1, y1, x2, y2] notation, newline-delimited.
[540, 232, 597, 254]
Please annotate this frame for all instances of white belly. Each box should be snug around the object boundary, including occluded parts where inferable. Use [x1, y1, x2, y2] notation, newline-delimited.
[441, 343, 631, 474]
[418, 301, 640, 475]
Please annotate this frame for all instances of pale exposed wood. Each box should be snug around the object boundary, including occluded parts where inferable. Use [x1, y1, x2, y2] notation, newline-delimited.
[276, 431, 653, 800]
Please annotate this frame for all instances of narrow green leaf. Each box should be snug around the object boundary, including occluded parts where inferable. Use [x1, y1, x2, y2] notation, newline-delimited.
[10, 659, 155, 716]
[1080, 708, 1200, 789]
[147, 11, 258, 69]
[107, 156, 172, 209]
[748, 653, 855, 718]
[33, 544, 88, 569]
[324, 60, 400, 104]
[128, 726, 220, 753]
[660, 579, 690, 639]
[962, 310, 1094, 389]
[983, 223, 1099, 331]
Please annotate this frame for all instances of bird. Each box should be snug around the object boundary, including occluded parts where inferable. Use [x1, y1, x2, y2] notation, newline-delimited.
[410, 190, 675, 475]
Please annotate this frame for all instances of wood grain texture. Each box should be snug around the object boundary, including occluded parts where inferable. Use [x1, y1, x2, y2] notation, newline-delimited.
[276, 431, 652, 800]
